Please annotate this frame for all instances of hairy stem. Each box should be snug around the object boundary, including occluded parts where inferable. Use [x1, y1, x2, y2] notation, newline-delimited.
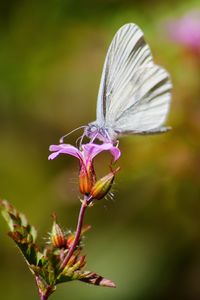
[40, 295, 48, 300]
[60, 197, 89, 270]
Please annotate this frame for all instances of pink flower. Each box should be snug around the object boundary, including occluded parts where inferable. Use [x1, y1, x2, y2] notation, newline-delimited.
[166, 10, 200, 55]
[49, 143, 121, 200]
[48, 143, 120, 162]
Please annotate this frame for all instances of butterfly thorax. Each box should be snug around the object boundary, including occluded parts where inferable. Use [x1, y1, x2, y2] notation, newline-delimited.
[85, 122, 117, 143]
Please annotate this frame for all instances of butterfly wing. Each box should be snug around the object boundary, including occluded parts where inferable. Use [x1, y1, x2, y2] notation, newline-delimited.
[95, 23, 172, 136]
[112, 64, 172, 134]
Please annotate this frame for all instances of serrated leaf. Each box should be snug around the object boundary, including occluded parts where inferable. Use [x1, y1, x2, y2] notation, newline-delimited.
[79, 271, 116, 288]
[0, 200, 40, 266]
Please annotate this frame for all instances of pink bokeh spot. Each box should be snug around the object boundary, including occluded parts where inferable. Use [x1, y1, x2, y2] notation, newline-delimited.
[166, 10, 200, 51]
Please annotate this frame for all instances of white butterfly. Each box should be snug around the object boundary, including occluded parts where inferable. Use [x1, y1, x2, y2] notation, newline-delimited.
[84, 23, 172, 143]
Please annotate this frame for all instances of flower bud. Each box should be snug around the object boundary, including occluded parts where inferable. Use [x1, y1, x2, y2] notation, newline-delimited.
[51, 221, 66, 248]
[90, 168, 119, 200]
[66, 234, 75, 248]
[79, 162, 96, 195]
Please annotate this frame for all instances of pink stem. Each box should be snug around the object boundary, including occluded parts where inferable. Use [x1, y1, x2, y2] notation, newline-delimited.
[40, 296, 48, 300]
[60, 197, 90, 270]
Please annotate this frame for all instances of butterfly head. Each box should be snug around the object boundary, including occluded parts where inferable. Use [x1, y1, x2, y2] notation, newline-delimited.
[85, 123, 115, 143]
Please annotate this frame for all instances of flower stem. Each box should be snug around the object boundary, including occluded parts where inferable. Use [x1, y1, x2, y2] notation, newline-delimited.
[60, 197, 89, 270]
[40, 295, 48, 300]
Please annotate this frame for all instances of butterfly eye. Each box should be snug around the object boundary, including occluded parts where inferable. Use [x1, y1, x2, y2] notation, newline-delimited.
[90, 125, 97, 132]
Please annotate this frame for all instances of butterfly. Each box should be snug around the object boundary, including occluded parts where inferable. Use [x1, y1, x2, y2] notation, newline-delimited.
[84, 23, 172, 143]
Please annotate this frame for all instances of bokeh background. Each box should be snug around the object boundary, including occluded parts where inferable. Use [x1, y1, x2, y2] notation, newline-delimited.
[0, 0, 200, 299]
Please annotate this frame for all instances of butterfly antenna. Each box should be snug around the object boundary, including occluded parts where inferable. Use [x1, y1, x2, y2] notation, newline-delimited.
[59, 126, 86, 143]
[76, 136, 82, 148]
[78, 132, 86, 149]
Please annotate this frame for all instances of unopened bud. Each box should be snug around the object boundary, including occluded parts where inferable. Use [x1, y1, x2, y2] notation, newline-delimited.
[79, 163, 96, 195]
[90, 168, 120, 200]
[66, 234, 75, 248]
[51, 221, 66, 248]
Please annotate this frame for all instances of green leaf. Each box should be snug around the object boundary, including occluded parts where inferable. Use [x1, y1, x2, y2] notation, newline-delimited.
[0, 200, 40, 266]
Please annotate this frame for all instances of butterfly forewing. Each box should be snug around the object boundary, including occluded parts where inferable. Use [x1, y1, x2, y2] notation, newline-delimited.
[95, 23, 172, 137]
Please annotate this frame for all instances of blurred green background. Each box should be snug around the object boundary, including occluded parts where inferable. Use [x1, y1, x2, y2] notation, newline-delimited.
[0, 0, 200, 299]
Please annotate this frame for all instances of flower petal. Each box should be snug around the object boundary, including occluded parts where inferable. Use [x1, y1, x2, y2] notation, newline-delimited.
[48, 144, 82, 161]
[48, 150, 63, 160]
[82, 143, 121, 162]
